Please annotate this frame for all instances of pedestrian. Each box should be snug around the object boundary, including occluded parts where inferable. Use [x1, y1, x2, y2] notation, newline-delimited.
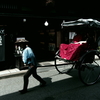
[19, 39, 46, 94]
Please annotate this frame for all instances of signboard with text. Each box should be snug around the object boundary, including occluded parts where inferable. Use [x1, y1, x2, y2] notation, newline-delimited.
[0, 29, 5, 61]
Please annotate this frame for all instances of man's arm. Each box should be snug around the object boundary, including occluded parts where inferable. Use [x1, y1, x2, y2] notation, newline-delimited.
[22, 49, 28, 64]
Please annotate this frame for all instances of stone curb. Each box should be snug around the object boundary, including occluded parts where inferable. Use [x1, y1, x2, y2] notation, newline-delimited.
[0, 69, 27, 79]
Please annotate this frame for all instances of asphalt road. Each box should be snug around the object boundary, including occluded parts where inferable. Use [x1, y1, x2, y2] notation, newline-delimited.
[0, 66, 100, 100]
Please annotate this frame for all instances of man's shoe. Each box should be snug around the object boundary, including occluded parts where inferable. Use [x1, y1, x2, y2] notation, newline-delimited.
[40, 81, 46, 87]
[19, 89, 27, 94]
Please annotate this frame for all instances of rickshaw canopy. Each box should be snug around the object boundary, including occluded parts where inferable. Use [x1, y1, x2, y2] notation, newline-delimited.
[61, 18, 100, 28]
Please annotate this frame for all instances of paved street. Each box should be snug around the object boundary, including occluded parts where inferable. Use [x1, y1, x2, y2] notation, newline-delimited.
[0, 65, 100, 100]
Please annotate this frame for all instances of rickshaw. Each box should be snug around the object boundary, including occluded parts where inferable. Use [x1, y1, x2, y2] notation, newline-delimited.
[55, 18, 100, 85]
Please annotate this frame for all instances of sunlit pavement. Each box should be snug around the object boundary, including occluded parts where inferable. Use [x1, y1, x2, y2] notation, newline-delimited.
[0, 60, 55, 79]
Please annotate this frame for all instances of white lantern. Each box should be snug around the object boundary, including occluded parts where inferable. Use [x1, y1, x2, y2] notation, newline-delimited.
[44, 21, 49, 26]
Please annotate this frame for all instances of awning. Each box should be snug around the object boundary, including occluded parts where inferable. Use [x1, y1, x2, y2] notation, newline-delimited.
[61, 18, 100, 28]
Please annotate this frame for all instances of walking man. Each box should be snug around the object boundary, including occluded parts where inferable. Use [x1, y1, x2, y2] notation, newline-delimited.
[19, 39, 46, 94]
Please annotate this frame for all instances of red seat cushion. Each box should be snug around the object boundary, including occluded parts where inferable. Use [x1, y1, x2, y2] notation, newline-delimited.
[59, 43, 88, 61]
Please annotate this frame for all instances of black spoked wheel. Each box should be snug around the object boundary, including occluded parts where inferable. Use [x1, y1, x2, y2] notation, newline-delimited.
[55, 58, 75, 74]
[79, 50, 100, 85]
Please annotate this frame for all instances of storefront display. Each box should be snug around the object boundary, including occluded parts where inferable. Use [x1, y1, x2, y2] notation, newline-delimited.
[14, 37, 27, 69]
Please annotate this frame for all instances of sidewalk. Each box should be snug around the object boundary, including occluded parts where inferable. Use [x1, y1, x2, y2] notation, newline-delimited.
[0, 60, 56, 79]
[0, 59, 68, 79]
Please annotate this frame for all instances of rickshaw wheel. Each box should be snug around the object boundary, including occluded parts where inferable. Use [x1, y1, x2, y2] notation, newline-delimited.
[55, 57, 75, 74]
[79, 50, 100, 85]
